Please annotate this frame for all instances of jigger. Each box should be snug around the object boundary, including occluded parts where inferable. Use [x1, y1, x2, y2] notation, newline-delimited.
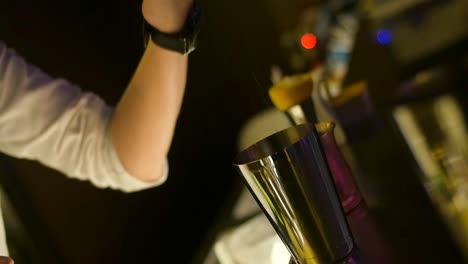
[233, 123, 355, 264]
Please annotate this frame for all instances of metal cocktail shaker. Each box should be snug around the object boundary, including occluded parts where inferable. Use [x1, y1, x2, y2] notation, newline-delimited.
[233, 123, 355, 264]
[315, 122, 363, 213]
[268, 73, 364, 214]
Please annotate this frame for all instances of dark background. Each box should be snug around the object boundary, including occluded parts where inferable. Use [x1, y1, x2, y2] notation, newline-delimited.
[0, 0, 467, 263]
[0, 0, 283, 263]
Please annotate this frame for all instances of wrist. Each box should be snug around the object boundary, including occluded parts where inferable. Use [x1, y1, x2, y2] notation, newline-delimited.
[142, 0, 201, 55]
[142, 0, 194, 33]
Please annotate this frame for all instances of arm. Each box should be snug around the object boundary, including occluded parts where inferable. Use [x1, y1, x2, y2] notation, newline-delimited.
[111, 0, 194, 182]
[0, 0, 195, 192]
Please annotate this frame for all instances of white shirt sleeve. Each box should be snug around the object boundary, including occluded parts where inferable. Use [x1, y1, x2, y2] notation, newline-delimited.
[0, 41, 168, 193]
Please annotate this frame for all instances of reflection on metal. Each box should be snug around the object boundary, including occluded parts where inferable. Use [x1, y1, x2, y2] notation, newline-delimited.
[393, 94, 468, 261]
[234, 123, 354, 264]
[317, 122, 395, 264]
[316, 122, 363, 213]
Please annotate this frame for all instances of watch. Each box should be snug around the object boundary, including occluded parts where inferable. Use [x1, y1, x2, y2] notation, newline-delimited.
[143, 2, 201, 55]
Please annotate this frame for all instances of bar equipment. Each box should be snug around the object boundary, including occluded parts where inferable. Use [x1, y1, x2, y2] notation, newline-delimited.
[320, 80, 385, 207]
[268, 73, 318, 125]
[393, 94, 468, 262]
[316, 122, 362, 213]
[268, 74, 366, 210]
[233, 123, 357, 264]
[267, 73, 392, 262]
[317, 122, 394, 264]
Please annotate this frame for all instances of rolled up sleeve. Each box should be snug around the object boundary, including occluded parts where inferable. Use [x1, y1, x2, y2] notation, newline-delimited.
[0, 41, 167, 192]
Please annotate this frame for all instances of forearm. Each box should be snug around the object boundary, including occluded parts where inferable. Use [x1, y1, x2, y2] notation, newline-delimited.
[110, 0, 193, 182]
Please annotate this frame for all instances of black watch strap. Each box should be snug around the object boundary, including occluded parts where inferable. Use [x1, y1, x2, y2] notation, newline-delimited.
[143, 2, 201, 55]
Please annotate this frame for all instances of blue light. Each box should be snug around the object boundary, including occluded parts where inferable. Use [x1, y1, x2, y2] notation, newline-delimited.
[376, 29, 393, 45]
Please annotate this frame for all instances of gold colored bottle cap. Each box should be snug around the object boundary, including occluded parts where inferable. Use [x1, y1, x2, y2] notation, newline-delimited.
[268, 73, 313, 111]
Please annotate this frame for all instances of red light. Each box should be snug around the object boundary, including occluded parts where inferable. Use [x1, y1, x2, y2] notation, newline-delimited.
[301, 33, 317, 50]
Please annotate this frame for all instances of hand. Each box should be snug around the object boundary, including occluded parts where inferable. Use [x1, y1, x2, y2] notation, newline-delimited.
[0, 256, 13, 264]
[142, 0, 194, 33]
